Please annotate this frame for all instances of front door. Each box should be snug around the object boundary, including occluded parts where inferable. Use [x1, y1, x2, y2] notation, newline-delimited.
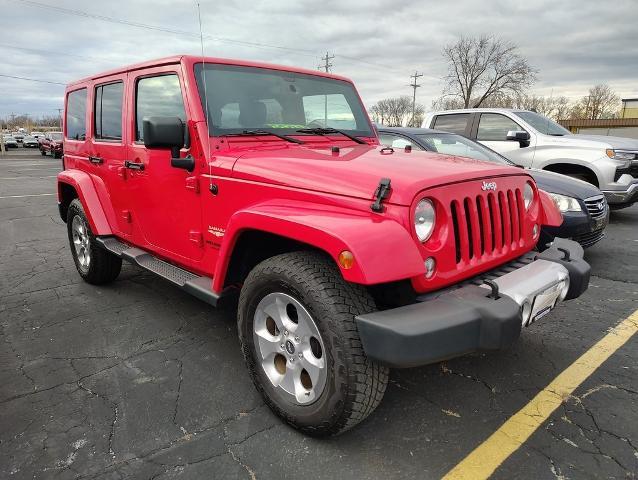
[126, 68, 204, 263]
[475, 113, 536, 167]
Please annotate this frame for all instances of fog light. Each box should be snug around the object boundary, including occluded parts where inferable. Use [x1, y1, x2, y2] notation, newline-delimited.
[424, 257, 436, 279]
[338, 250, 354, 269]
[521, 301, 532, 326]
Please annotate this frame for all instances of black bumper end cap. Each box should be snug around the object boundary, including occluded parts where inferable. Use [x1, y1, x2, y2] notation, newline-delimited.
[355, 286, 522, 368]
[536, 238, 590, 300]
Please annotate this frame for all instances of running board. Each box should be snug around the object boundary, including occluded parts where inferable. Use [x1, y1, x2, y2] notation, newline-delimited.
[96, 237, 221, 307]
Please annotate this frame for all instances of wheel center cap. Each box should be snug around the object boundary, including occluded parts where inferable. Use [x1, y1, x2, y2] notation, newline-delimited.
[285, 340, 295, 355]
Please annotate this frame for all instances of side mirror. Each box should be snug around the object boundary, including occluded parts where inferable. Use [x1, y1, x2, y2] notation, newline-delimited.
[143, 117, 194, 171]
[506, 130, 531, 148]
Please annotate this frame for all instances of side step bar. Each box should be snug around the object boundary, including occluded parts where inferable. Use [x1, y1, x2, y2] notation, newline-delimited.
[96, 237, 221, 307]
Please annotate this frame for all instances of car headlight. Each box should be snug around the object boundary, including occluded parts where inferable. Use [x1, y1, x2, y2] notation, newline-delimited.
[414, 199, 436, 242]
[549, 193, 582, 212]
[523, 182, 535, 210]
[606, 149, 636, 161]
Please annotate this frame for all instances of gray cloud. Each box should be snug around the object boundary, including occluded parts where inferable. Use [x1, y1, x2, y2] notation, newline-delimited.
[1, 0, 636, 118]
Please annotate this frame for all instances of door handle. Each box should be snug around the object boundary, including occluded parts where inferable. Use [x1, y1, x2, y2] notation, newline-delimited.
[88, 156, 103, 164]
[124, 161, 145, 171]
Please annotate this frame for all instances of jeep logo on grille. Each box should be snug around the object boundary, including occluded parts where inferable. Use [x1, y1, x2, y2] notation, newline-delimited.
[481, 181, 497, 191]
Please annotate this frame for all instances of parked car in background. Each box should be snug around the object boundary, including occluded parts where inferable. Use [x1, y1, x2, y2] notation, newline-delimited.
[22, 135, 40, 148]
[12, 132, 24, 143]
[39, 131, 63, 158]
[30, 131, 44, 139]
[379, 127, 609, 249]
[2, 135, 19, 149]
[422, 109, 638, 209]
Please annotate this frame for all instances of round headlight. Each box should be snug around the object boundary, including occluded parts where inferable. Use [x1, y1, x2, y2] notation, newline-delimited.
[523, 182, 534, 210]
[415, 199, 436, 242]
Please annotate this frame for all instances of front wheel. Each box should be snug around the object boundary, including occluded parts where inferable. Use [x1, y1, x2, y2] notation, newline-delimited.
[67, 199, 122, 284]
[238, 251, 388, 436]
[40, 148, 46, 156]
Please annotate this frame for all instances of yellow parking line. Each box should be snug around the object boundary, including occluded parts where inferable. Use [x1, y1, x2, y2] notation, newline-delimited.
[443, 309, 638, 480]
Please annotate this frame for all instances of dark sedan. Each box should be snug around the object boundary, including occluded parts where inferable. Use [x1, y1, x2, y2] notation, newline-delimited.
[379, 127, 609, 248]
[2, 135, 19, 149]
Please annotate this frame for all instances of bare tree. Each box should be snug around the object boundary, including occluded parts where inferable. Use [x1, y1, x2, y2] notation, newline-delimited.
[571, 84, 620, 119]
[442, 35, 536, 108]
[370, 96, 415, 126]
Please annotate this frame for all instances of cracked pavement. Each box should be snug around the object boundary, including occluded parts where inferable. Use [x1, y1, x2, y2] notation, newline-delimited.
[1, 150, 636, 479]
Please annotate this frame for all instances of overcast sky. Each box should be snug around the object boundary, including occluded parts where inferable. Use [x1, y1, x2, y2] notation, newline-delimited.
[1, 0, 637, 119]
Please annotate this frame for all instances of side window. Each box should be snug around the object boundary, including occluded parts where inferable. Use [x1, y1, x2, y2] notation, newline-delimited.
[477, 113, 523, 141]
[432, 114, 471, 135]
[136, 74, 186, 141]
[94, 82, 123, 141]
[379, 133, 422, 150]
[66, 88, 87, 141]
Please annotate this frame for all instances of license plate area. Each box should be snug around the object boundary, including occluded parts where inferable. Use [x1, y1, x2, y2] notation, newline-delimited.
[527, 282, 563, 326]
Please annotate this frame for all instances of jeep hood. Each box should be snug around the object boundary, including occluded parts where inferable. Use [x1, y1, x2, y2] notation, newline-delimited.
[231, 144, 530, 206]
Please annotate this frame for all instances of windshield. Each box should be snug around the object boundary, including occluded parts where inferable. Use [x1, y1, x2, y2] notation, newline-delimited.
[514, 111, 571, 136]
[194, 63, 373, 138]
[50, 133, 62, 140]
[416, 133, 513, 165]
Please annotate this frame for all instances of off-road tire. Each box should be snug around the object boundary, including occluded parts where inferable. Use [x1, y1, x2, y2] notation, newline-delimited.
[238, 251, 389, 436]
[67, 199, 121, 284]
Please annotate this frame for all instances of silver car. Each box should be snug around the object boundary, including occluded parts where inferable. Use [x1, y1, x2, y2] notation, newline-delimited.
[423, 108, 638, 209]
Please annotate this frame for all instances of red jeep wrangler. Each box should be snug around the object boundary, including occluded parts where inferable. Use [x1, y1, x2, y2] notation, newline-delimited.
[58, 55, 590, 435]
[39, 131, 64, 158]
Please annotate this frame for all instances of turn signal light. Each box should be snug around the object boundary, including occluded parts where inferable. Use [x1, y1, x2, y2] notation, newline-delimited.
[338, 250, 354, 269]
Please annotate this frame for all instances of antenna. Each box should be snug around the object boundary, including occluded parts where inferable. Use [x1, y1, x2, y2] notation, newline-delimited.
[196, 2, 214, 192]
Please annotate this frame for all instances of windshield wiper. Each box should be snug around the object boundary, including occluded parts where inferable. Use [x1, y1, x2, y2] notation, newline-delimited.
[221, 130, 304, 144]
[296, 127, 367, 144]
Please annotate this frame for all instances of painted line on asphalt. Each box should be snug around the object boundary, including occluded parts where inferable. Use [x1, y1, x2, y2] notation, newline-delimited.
[0, 193, 56, 199]
[442, 309, 638, 480]
[0, 176, 58, 180]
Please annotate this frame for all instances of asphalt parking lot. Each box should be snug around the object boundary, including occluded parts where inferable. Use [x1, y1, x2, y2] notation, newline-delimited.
[1, 149, 636, 480]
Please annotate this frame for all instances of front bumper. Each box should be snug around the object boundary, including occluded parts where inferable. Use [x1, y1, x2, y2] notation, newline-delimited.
[602, 182, 638, 206]
[356, 239, 590, 368]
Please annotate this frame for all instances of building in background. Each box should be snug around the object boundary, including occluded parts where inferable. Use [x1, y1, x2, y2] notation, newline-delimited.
[559, 98, 638, 139]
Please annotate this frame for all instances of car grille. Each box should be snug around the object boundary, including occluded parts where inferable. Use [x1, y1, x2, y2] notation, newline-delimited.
[450, 189, 525, 264]
[583, 195, 607, 220]
[572, 229, 605, 248]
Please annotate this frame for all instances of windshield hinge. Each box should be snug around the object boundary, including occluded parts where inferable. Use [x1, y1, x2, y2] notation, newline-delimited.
[370, 178, 391, 213]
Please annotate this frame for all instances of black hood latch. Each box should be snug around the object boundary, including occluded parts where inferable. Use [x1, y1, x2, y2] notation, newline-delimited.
[370, 178, 392, 212]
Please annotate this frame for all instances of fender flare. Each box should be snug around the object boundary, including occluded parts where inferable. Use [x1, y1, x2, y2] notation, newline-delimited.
[213, 201, 425, 291]
[538, 189, 563, 227]
[539, 159, 602, 184]
[57, 170, 113, 235]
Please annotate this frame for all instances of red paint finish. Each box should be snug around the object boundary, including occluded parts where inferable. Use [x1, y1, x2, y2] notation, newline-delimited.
[59, 55, 561, 296]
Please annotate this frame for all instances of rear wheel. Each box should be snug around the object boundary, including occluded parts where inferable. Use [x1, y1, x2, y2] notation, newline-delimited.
[238, 251, 388, 436]
[67, 199, 121, 284]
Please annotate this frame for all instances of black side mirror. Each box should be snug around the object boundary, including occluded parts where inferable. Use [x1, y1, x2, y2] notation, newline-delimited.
[143, 116, 194, 171]
[506, 130, 531, 148]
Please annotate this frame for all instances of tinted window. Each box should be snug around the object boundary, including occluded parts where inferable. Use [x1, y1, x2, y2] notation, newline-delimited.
[66, 88, 87, 140]
[136, 74, 185, 141]
[379, 133, 422, 150]
[94, 82, 123, 140]
[513, 111, 570, 136]
[416, 133, 511, 165]
[432, 114, 471, 135]
[477, 113, 523, 141]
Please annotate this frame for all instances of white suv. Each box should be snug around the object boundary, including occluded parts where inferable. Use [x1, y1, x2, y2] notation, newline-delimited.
[423, 109, 638, 209]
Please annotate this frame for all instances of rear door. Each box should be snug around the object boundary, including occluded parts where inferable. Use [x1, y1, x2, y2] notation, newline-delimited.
[473, 113, 536, 167]
[89, 76, 131, 236]
[126, 66, 204, 263]
[430, 113, 474, 137]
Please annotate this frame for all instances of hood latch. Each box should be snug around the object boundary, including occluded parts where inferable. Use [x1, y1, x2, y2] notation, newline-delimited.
[370, 178, 392, 212]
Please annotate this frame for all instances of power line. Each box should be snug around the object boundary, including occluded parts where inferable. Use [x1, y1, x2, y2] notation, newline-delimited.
[0, 43, 98, 62]
[408, 71, 423, 125]
[14, 0, 319, 57]
[318, 52, 334, 73]
[0, 74, 65, 85]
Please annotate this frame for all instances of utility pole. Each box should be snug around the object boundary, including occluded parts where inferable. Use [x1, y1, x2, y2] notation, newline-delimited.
[56, 108, 63, 131]
[318, 51, 334, 73]
[408, 71, 423, 126]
